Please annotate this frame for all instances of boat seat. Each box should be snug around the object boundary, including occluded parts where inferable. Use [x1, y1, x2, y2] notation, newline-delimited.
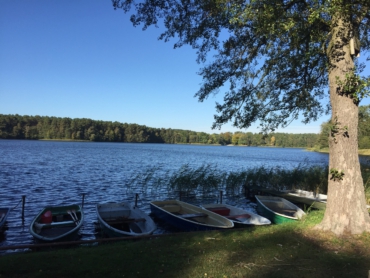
[99, 209, 131, 219]
[180, 213, 208, 219]
[105, 218, 146, 225]
[160, 204, 180, 213]
[280, 210, 298, 217]
[35, 220, 75, 229]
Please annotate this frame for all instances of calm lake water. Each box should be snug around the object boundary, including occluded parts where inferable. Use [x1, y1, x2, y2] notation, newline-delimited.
[0, 139, 332, 253]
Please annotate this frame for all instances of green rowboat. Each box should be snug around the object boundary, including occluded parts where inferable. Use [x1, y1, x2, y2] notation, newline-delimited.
[255, 195, 306, 224]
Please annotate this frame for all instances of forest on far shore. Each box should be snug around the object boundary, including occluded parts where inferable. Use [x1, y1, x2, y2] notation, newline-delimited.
[0, 114, 319, 148]
[2, 108, 370, 149]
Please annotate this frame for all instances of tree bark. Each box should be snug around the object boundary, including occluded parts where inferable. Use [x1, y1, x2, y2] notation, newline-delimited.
[315, 15, 370, 234]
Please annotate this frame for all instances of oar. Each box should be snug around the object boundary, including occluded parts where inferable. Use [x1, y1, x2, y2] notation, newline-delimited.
[0, 213, 5, 223]
[67, 210, 78, 225]
[71, 210, 79, 225]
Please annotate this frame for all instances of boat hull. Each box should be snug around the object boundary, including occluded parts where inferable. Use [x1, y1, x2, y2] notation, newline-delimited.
[277, 189, 369, 210]
[257, 189, 327, 210]
[255, 195, 306, 224]
[201, 203, 271, 227]
[281, 190, 327, 210]
[29, 204, 84, 242]
[96, 202, 156, 237]
[0, 207, 10, 229]
[150, 200, 234, 231]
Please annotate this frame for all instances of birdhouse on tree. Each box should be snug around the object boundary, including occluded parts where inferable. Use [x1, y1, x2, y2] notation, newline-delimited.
[350, 31, 360, 57]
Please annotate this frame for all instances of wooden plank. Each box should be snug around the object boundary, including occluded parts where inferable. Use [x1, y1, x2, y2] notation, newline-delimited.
[158, 204, 180, 208]
[105, 218, 146, 225]
[35, 220, 75, 229]
[180, 213, 208, 219]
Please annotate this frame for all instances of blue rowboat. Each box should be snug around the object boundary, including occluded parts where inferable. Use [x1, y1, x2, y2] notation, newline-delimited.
[150, 200, 234, 231]
[96, 202, 156, 237]
[30, 204, 84, 242]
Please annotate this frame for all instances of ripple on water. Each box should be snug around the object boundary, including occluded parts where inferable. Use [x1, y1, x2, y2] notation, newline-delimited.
[0, 140, 330, 254]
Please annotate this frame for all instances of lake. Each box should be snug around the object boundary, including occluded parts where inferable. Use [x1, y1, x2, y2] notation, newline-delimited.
[0, 139, 331, 253]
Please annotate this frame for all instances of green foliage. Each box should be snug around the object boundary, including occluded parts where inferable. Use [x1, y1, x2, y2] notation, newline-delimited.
[167, 164, 223, 196]
[359, 105, 370, 137]
[128, 162, 370, 200]
[113, 0, 370, 133]
[0, 114, 212, 144]
[316, 122, 331, 149]
[131, 162, 331, 198]
[360, 164, 370, 202]
[128, 165, 163, 194]
[335, 70, 370, 104]
[224, 171, 248, 194]
[300, 165, 329, 193]
[329, 168, 345, 181]
[359, 136, 370, 149]
[0, 114, 319, 148]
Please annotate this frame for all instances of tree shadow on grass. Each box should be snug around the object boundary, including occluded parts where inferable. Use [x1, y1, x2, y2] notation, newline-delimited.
[222, 227, 369, 278]
[0, 226, 369, 278]
[147, 226, 370, 278]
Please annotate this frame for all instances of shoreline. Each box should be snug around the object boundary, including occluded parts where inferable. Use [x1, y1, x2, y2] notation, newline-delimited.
[307, 147, 370, 156]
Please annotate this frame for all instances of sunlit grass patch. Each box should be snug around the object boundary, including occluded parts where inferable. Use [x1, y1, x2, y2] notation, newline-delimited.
[1, 212, 370, 278]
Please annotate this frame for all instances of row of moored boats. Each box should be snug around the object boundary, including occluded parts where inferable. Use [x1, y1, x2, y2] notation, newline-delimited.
[0, 195, 309, 243]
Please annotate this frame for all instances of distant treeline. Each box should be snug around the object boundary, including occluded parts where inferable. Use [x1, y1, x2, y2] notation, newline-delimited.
[0, 114, 318, 147]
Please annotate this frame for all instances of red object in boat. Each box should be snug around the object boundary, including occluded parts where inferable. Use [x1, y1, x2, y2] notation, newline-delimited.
[41, 210, 52, 223]
[207, 207, 231, 216]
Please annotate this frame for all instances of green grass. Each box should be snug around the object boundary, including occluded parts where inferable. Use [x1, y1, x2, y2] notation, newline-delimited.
[1, 210, 370, 278]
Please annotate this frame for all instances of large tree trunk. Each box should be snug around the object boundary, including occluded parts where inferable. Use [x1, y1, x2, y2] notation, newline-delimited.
[315, 15, 370, 235]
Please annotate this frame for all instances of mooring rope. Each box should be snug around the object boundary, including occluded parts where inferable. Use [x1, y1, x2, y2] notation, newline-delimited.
[11, 198, 22, 210]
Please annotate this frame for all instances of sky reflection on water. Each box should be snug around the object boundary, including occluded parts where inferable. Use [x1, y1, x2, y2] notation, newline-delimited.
[0, 140, 331, 253]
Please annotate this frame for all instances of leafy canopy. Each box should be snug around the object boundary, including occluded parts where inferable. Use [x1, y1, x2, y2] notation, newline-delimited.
[113, 0, 370, 132]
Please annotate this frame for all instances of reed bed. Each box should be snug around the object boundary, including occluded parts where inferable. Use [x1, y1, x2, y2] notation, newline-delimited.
[124, 162, 370, 204]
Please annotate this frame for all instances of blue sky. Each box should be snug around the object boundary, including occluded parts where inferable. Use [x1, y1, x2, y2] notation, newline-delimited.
[1, 1, 369, 134]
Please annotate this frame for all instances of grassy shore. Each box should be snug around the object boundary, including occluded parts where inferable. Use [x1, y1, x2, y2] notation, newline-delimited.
[1, 210, 370, 278]
[307, 147, 370, 156]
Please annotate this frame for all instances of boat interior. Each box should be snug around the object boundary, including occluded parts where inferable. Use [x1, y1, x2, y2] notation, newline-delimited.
[98, 207, 131, 220]
[98, 206, 147, 234]
[34, 210, 81, 236]
[104, 218, 144, 233]
[157, 203, 209, 222]
[262, 200, 300, 217]
[205, 206, 231, 216]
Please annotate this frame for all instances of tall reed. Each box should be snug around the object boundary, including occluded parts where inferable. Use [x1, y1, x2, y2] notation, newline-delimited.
[126, 162, 334, 199]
